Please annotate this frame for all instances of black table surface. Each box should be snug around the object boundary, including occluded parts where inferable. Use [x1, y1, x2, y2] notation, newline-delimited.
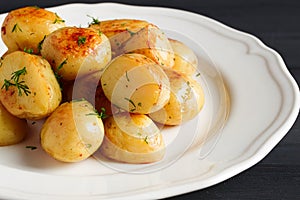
[0, 1, 299, 199]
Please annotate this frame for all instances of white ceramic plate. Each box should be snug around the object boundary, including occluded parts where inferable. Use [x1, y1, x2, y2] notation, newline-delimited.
[0, 3, 299, 200]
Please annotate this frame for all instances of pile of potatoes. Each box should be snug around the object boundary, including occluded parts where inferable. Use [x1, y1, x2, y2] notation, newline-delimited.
[0, 6, 204, 164]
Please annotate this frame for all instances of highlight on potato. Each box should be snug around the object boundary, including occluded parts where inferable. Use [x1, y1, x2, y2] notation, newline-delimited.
[0, 6, 206, 165]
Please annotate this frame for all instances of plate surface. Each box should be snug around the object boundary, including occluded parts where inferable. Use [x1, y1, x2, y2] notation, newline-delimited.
[0, 3, 299, 200]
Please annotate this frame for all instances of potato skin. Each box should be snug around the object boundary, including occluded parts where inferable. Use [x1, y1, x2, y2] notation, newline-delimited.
[89, 19, 149, 57]
[0, 51, 61, 120]
[169, 39, 198, 76]
[41, 100, 105, 162]
[41, 27, 111, 80]
[0, 103, 27, 146]
[1, 6, 65, 54]
[90, 19, 175, 67]
[101, 53, 170, 114]
[121, 23, 175, 68]
[100, 113, 165, 163]
[149, 68, 205, 125]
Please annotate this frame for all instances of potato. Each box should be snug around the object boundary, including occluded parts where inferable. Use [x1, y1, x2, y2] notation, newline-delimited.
[90, 19, 175, 67]
[1, 6, 66, 54]
[41, 99, 105, 162]
[41, 27, 111, 81]
[0, 103, 27, 146]
[100, 113, 165, 163]
[119, 23, 175, 67]
[0, 51, 61, 120]
[149, 68, 205, 125]
[169, 39, 198, 76]
[101, 53, 170, 114]
[89, 19, 149, 57]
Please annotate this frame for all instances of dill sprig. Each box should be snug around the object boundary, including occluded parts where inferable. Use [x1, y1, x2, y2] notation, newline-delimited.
[87, 15, 101, 25]
[1, 67, 31, 96]
[86, 107, 108, 119]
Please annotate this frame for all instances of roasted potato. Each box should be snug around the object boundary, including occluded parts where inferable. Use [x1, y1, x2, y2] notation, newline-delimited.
[149, 68, 205, 125]
[41, 27, 111, 80]
[100, 113, 165, 163]
[89, 19, 149, 57]
[1, 6, 66, 54]
[169, 39, 198, 76]
[101, 53, 170, 114]
[90, 19, 175, 67]
[0, 103, 28, 146]
[0, 51, 61, 120]
[41, 99, 105, 162]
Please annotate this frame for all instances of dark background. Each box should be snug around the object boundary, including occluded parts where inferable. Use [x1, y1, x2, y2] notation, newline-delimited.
[1, 1, 299, 199]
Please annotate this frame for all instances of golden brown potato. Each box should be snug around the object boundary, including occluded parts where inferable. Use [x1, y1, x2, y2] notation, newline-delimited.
[121, 23, 175, 67]
[90, 19, 175, 67]
[89, 19, 149, 57]
[1, 6, 66, 54]
[100, 113, 165, 163]
[41, 99, 105, 162]
[0, 51, 61, 120]
[0, 103, 28, 146]
[41, 27, 111, 81]
[169, 39, 198, 76]
[149, 68, 205, 125]
[101, 53, 170, 114]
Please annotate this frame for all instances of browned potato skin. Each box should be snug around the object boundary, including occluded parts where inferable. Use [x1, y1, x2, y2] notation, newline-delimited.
[89, 19, 149, 57]
[0, 51, 61, 120]
[100, 113, 165, 163]
[41, 27, 111, 81]
[90, 19, 175, 67]
[0, 103, 27, 146]
[121, 23, 175, 68]
[149, 68, 205, 125]
[1, 6, 65, 54]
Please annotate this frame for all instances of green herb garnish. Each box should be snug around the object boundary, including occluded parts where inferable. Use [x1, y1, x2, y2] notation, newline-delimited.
[1, 67, 31, 96]
[77, 36, 86, 46]
[37, 35, 46, 52]
[57, 59, 67, 71]
[144, 136, 149, 144]
[54, 59, 67, 90]
[126, 28, 135, 36]
[124, 97, 136, 112]
[54, 13, 65, 24]
[26, 145, 37, 150]
[86, 107, 108, 119]
[24, 47, 33, 54]
[87, 15, 101, 25]
[0, 57, 3, 67]
[125, 71, 130, 82]
[12, 23, 22, 33]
